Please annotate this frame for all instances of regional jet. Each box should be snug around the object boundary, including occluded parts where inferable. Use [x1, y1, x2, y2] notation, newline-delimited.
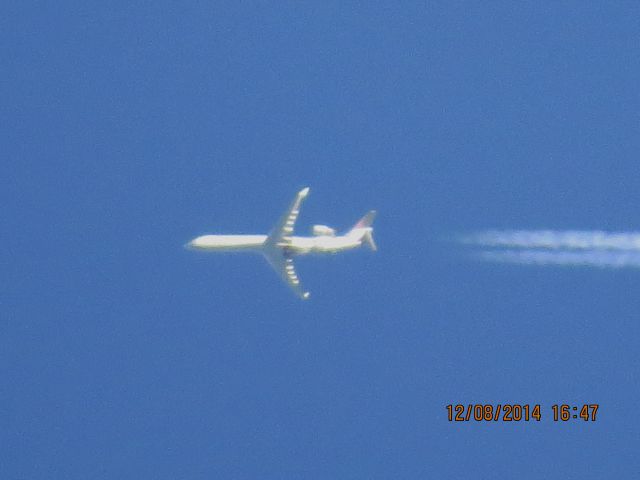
[186, 187, 376, 299]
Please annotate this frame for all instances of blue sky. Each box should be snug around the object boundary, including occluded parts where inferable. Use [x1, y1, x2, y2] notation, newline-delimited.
[3, 2, 639, 478]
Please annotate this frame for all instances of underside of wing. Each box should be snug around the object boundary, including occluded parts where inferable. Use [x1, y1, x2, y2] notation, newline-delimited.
[262, 187, 311, 299]
[265, 187, 309, 246]
[263, 248, 310, 299]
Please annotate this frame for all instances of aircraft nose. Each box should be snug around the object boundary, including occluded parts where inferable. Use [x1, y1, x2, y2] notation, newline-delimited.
[184, 240, 196, 250]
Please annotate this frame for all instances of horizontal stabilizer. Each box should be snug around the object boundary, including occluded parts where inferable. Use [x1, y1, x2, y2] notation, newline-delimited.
[363, 230, 377, 251]
[351, 210, 377, 251]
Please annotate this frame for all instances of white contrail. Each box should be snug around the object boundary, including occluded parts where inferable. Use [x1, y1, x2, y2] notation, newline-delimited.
[457, 230, 640, 269]
[460, 230, 640, 251]
[476, 249, 640, 269]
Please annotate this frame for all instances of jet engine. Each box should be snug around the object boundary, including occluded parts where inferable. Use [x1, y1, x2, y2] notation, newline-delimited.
[312, 225, 336, 236]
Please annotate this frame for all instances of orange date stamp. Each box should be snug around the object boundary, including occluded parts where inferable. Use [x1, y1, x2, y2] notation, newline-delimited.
[446, 404, 599, 422]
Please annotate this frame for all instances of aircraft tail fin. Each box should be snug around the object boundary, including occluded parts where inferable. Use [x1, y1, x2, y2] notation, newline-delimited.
[350, 210, 377, 251]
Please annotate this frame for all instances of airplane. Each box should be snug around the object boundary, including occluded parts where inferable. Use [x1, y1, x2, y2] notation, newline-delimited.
[185, 187, 376, 299]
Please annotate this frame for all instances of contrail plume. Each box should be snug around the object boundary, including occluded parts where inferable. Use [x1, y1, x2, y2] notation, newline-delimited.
[456, 230, 640, 269]
[476, 249, 640, 269]
[460, 230, 640, 251]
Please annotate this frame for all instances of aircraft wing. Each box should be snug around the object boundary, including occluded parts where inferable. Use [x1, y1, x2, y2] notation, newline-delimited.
[265, 187, 309, 246]
[263, 249, 310, 299]
[263, 187, 311, 299]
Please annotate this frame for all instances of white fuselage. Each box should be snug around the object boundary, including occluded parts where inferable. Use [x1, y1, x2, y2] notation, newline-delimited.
[185, 187, 375, 299]
[187, 233, 364, 255]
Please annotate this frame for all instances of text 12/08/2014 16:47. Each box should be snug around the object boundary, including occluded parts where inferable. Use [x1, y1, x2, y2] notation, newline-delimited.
[446, 404, 599, 422]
